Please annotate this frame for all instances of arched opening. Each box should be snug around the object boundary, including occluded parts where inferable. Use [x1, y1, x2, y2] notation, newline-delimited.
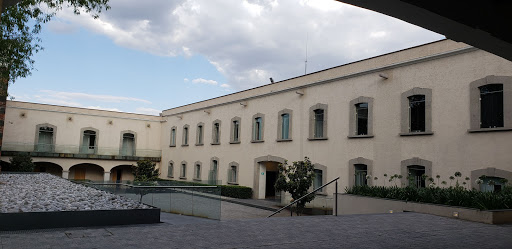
[110, 165, 134, 182]
[69, 163, 104, 181]
[254, 155, 286, 200]
[0, 160, 11, 171]
[34, 162, 63, 177]
[80, 129, 98, 154]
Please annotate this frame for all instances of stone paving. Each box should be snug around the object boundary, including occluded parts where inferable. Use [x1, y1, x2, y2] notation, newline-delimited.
[1, 212, 511, 249]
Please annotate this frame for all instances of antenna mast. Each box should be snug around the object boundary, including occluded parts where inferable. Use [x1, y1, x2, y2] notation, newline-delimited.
[304, 33, 308, 75]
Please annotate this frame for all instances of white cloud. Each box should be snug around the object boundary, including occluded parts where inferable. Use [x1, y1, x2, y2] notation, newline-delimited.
[220, 84, 230, 88]
[184, 78, 189, 82]
[191, 78, 219, 86]
[135, 107, 161, 115]
[39, 90, 151, 104]
[54, 0, 444, 90]
[85, 106, 122, 112]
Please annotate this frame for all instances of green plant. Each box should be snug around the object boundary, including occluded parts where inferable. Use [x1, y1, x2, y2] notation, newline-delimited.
[132, 160, 159, 182]
[275, 157, 316, 215]
[6, 153, 34, 172]
[219, 185, 252, 199]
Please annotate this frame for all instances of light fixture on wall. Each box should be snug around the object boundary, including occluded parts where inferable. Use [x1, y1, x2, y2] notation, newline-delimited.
[108, 120, 113, 125]
[146, 124, 151, 128]
[240, 101, 248, 107]
[295, 89, 304, 96]
[67, 116, 73, 121]
[177, 115, 183, 119]
[269, 77, 274, 84]
[204, 110, 211, 114]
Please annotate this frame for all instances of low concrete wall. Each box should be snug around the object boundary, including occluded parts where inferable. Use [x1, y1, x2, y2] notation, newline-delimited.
[335, 194, 512, 224]
[0, 208, 161, 231]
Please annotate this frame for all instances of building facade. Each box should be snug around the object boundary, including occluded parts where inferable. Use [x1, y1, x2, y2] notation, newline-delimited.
[2, 39, 511, 201]
[0, 101, 162, 182]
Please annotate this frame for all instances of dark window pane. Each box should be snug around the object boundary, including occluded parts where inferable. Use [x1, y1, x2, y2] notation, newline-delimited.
[408, 95, 425, 132]
[407, 165, 425, 188]
[480, 84, 504, 128]
[354, 164, 367, 186]
[356, 103, 368, 135]
[314, 109, 324, 138]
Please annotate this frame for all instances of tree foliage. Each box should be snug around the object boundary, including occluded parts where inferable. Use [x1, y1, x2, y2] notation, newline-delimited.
[132, 159, 159, 182]
[6, 153, 35, 172]
[275, 157, 316, 215]
[0, 0, 110, 84]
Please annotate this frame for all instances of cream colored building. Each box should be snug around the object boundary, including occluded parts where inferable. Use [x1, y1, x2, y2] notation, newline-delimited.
[0, 101, 162, 182]
[2, 39, 512, 201]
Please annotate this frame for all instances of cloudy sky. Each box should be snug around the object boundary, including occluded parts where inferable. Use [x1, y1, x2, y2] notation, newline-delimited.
[9, 0, 444, 115]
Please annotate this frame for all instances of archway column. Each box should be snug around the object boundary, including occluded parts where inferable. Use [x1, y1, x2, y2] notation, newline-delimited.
[62, 170, 69, 179]
[103, 171, 111, 182]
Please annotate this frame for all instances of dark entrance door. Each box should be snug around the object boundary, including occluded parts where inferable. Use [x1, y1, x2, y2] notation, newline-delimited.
[265, 171, 277, 198]
[116, 169, 122, 182]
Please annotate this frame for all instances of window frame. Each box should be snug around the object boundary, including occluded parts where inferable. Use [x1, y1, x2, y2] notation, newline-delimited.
[313, 163, 327, 195]
[79, 127, 99, 154]
[182, 124, 190, 146]
[349, 157, 374, 187]
[209, 157, 220, 184]
[230, 117, 241, 144]
[193, 161, 202, 181]
[400, 88, 433, 136]
[469, 76, 512, 133]
[308, 103, 328, 140]
[470, 167, 512, 190]
[277, 109, 293, 142]
[251, 113, 265, 143]
[211, 120, 221, 145]
[34, 123, 57, 152]
[400, 157, 432, 187]
[170, 126, 177, 147]
[348, 97, 374, 138]
[180, 161, 187, 179]
[167, 160, 174, 178]
[227, 162, 239, 185]
[119, 130, 137, 156]
[196, 122, 204, 146]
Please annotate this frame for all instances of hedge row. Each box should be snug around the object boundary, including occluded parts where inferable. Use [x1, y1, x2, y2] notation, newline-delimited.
[346, 185, 512, 210]
[157, 179, 253, 199]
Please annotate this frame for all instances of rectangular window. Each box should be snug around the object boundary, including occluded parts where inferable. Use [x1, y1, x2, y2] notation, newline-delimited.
[37, 127, 54, 152]
[281, 114, 290, 139]
[233, 120, 240, 142]
[197, 125, 203, 144]
[408, 95, 426, 132]
[183, 127, 189, 145]
[314, 109, 324, 138]
[354, 164, 367, 186]
[181, 164, 186, 178]
[230, 166, 237, 183]
[254, 117, 263, 140]
[407, 165, 425, 188]
[480, 84, 504, 128]
[168, 164, 173, 178]
[214, 123, 220, 143]
[355, 103, 368, 135]
[195, 164, 201, 179]
[170, 128, 176, 146]
[313, 169, 323, 191]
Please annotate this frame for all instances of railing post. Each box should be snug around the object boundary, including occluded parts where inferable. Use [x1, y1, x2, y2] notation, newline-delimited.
[335, 179, 338, 216]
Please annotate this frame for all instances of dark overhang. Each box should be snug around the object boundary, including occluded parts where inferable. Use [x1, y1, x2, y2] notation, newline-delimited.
[337, 0, 512, 62]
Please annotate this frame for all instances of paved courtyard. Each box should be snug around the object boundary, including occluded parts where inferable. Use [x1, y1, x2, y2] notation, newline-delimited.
[1, 212, 511, 249]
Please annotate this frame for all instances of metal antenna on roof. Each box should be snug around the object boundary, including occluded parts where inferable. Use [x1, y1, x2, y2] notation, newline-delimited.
[304, 32, 308, 75]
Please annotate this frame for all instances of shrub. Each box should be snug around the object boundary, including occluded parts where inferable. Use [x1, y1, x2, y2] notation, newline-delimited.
[6, 154, 35, 172]
[157, 179, 253, 198]
[220, 185, 253, 199]
[275, 157, 316, 215]
[132, 160, 159, 182]
[346, 185, 512, 210]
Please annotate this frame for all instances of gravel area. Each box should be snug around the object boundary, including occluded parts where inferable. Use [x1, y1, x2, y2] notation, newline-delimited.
[0, 173, 151, 213]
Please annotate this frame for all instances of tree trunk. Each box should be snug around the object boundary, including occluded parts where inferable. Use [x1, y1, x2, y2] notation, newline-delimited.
[0, 66, 7, 173]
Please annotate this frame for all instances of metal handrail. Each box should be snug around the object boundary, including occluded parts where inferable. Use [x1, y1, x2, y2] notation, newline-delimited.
[85, 182, 219, 188]
[267, 176, 340, 218]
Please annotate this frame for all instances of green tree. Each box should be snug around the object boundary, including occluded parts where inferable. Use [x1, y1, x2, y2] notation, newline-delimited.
[275, 157, 316, 215]
[6, 153, 35, 172]
[0, 0, 109, 164]
[132, 159, 159, 182]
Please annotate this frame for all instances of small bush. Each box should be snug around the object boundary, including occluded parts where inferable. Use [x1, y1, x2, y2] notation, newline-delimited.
[346, 185, 512, 210]
[5, 154, 35, 172]
[132, 160, 159, 182]
[219, 185, 253, 199]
